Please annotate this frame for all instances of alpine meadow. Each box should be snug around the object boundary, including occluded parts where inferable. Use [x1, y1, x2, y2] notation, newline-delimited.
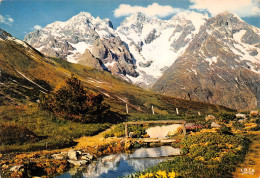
[0, 0, 260, 177]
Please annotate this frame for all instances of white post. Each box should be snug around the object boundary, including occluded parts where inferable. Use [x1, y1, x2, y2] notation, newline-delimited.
[152, 105, 155, 115]
[176, 108, 179, 115]
[126, 104, 128, 113]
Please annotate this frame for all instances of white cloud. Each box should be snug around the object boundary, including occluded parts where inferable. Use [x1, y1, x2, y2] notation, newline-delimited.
[190, 0, 260, 17]
[0, 14, 14, 26]
[33, 25, 42, 30]
[114, 3, 183, 18]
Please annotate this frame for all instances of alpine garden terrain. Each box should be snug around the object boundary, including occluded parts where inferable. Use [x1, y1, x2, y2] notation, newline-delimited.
[0, 28, 233, 150]
[0, 27, 254, 178]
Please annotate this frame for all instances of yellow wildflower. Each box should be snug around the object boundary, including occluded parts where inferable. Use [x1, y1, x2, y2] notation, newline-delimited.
[168, 171, 176, 178]
[139, 174, 146, 178]
[148, 172, 154, 177]
[156, 170, 167, 178]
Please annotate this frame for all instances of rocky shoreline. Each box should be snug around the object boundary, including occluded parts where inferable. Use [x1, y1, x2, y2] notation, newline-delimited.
[0, 139, 126, 177]
[0, 149, 94, 177]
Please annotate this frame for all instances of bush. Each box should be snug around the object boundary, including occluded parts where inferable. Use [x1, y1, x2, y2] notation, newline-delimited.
[232, 121, 245, 130]
[220, 125, 232, 134]
[40, 75, 109, 123]
[217, 113, 236, 123]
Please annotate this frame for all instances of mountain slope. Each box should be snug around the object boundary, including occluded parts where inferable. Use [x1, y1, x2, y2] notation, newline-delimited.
[24, 12, 138, 78]
[1, 28, 232, 114]
[152, 11, 260, 110]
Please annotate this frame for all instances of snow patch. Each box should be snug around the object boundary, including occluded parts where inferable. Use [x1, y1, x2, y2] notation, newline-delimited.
[233, 30, 246, 43]
[205, 57, 218, 65]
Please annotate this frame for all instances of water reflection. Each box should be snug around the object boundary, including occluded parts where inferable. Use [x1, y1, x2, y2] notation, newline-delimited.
[58, 146, 180, 178]
[146, 124, 182, 138]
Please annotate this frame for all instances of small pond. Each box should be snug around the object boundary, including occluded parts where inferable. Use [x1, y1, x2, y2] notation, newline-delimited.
[57, 146, 180, 178]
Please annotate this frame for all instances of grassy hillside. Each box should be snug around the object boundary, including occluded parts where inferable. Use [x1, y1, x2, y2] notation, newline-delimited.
[0, 36, 233, 115]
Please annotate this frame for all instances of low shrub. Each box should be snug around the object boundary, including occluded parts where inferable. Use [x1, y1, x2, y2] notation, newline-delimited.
[232, 121, 245, 130]
[217, 113, 236, 123]
[0, 123, 39, 145]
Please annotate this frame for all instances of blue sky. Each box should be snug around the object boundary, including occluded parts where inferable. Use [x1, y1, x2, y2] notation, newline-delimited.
[0, 0, 259, 40]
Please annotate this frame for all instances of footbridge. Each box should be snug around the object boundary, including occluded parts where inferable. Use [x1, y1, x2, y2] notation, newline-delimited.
[123, 120, 187, 138]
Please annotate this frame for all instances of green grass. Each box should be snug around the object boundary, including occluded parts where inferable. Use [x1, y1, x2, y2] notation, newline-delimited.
[0, 104, 111, 153]
[127, 132, 250, 178]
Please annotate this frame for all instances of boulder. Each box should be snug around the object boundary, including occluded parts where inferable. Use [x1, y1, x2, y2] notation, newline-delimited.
[250, 110, 259, 117]
[10, 165, 23, 172]
[205, 115, 216, 122]
[211, 122, 221, 128]
[52, 154, 64, 160]
[81, 153, 93, 161]
[68, 160, 87, 166]
[236, 113, 246, 118]
[68, 150, 78, 160]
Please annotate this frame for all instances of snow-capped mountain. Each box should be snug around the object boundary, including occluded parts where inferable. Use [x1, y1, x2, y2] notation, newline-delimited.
[24, 12, 138, 77]
[24, 11, 260, 110]
[116, 11, 209, 87]
[25, 11, 209, 86]
[152, 11, 260, 110]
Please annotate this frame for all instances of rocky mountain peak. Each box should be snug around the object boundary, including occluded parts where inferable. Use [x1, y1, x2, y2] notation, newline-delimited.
[24, 12, 138, 78]
[217, 11, 243, 20]
[0, 28, 12, 40]
[121, 12, 148, 26]
[170, 11, 209, 32]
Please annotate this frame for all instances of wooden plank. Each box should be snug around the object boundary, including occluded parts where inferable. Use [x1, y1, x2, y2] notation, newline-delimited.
[124, 120, 186, 125]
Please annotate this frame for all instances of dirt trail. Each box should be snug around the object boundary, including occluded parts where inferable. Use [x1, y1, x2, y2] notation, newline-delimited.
[35, 125, 122, 154]
[73, 125, 122, 149]
[233, 131, 260, 178]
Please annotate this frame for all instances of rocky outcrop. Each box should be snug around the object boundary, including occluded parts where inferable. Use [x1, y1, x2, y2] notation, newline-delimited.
[24, 12, 138, 77]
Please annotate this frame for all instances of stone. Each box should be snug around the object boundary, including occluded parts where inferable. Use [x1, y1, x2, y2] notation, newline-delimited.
[68, 150, 78, 160]
[81, 153, 93, 160]
[10, 165, 23, 172]
[205, 115, 216, 122]
[250, 110, 259, 117]
[61, 151, 68, 156]
[68, 160, 87, 166]
[51, 154, 64, 160]
[236, 113, 246, 118]
[211, 122, 221, 128]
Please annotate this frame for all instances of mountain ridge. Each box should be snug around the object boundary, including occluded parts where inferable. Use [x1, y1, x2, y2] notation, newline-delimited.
[23, 11, 260, 110]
